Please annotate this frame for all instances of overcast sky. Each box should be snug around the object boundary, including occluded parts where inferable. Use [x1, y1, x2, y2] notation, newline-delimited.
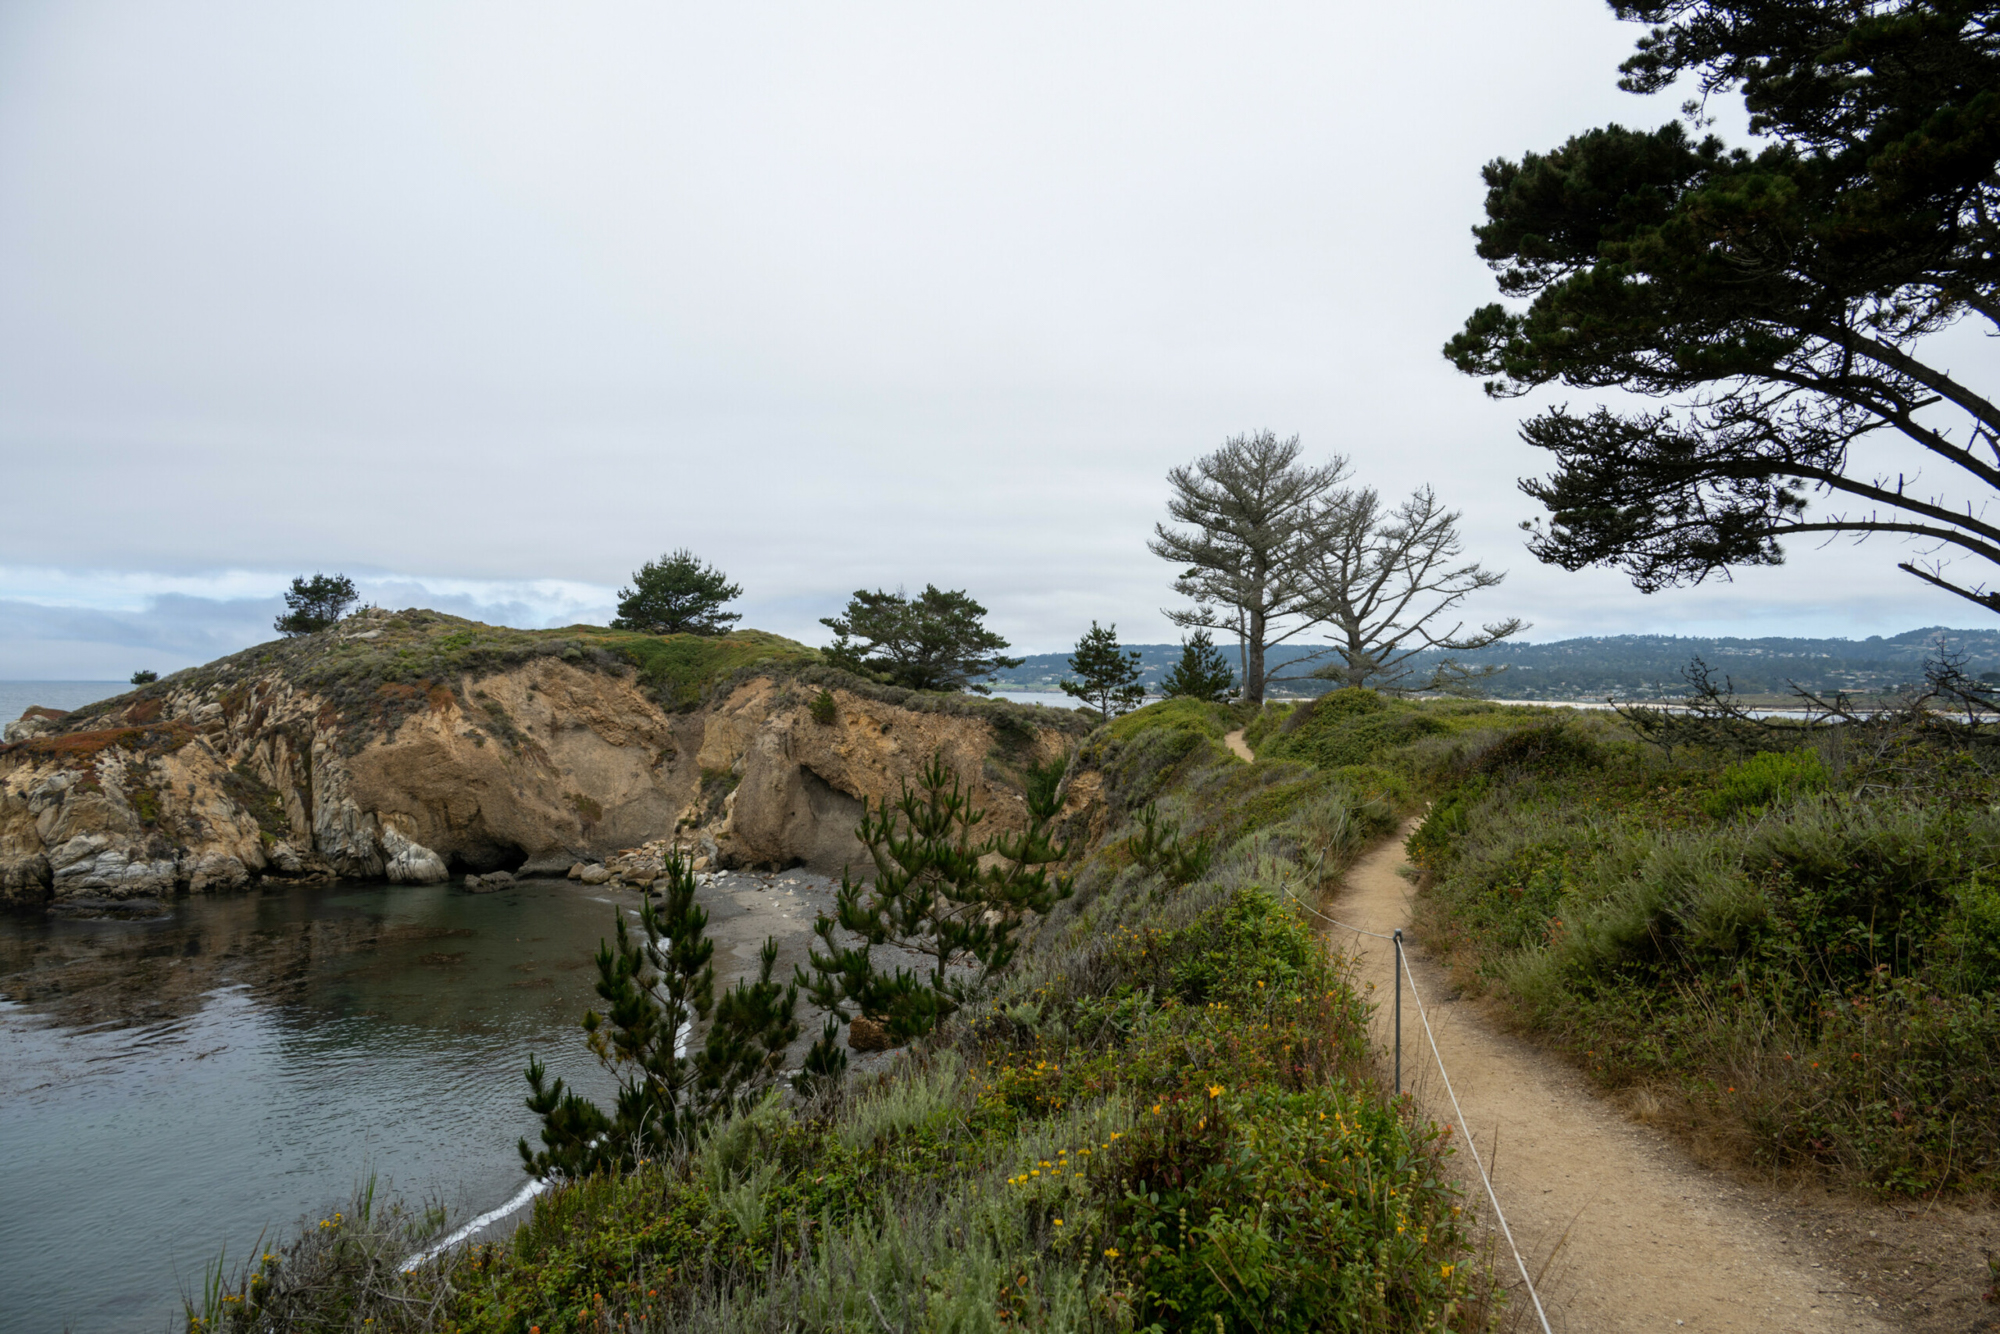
[1, 1, 1990, 679]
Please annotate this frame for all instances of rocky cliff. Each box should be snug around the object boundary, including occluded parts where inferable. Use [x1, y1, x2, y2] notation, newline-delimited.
[0, 610, 1094, 910]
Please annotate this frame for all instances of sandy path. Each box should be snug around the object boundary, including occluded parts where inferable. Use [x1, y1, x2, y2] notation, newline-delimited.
[1223, 728, 1255, 762]
[1327, 822, 1901, 1333]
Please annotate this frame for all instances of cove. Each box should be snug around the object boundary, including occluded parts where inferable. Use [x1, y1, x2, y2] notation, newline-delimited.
[0, 878, 633, 1334]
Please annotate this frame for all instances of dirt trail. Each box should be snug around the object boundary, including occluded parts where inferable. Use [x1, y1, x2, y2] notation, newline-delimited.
[1223, 728, 1255, 762]
[1329, 821, 1901, 1333]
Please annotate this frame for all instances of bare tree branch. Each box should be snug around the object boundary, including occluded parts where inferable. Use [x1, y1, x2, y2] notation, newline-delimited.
[1293, 484, 1526, 693]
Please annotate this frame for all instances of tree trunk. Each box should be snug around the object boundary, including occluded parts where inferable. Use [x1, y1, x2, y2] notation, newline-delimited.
[1246, 608, 1267, 704]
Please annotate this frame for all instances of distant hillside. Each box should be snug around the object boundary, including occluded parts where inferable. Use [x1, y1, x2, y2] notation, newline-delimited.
[991, 627, 2000, 700]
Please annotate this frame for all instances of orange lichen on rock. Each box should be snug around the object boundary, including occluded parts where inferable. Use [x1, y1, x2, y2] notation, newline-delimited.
[4, 721, 195, 765]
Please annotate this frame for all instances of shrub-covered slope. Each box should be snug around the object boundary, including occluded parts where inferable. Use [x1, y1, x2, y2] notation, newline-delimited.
[192, 699, 1498, 1333]
[1407, 712, 2000, 1194]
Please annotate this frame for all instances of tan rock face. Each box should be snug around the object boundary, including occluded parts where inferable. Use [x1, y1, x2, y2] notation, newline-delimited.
[0, 722, 267, 906]
[707, 684, 1081, 875]
[0, 656, 1093, 910]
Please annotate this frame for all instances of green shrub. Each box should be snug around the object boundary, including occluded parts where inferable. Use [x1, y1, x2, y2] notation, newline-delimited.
[1240, 701, 1296, 752]
[1105, 695, 1230, 744]
[1412, 718, 2000, 1193]
[1258, 691, 1453, 771]
[1462, 720, 1603, 779]
[1702, 747, 1828, 818]
[611, 629, 819, 710]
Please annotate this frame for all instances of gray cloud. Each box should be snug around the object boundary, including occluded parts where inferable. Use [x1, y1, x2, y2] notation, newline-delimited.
[0, 1, 1987, 676]
[0, 595, 282, 679]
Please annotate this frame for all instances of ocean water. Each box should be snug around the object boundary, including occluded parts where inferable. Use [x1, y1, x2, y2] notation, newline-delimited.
[0, 680, 126, 727]
[984, 688, 1087, 709]
[0, 879, 631, 1333]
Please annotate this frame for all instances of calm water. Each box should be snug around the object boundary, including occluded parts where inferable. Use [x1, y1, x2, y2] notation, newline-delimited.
[0, 879, 635, 1333]
[0, 680, 126, 724]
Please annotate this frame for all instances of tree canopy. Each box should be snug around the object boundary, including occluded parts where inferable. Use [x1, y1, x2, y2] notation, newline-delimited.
[1060, 621, 1148, 718]
[274, 573, 357, 637]
[1446, 0, 2000, 612]
[1158, 629, 1238, 702]
[1301, 485, 1525, 690]
[612, 549, 743, 636]
[821, 585, 1023, 693]
[1150, 431, 1348, 703]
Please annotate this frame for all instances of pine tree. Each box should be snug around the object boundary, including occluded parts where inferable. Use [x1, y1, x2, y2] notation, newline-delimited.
[1445, 0, 2000, 614]
[797, 752, 1071, 1043]
[519, 848, 798, 1179]
[1060, 621, 1147, 719]
[274, 573, 357, 637]
[1158, 629, 1236, 702]
[820, 585, 1023, 693]
[613, 550, 743, 635]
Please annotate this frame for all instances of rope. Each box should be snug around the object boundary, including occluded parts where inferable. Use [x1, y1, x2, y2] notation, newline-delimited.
[1274, 845, 1401, 940]
[1398, 938, 1555, 1334]
[1273, 877, 1399, 941]
[1282, 830, 1551, 1326]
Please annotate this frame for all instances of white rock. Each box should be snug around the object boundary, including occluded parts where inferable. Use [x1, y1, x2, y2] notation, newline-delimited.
[578, 863, 611, 885]
[381, 827, 449, 885]
[3, 712, 61, 743]
[48, 836, 178, 896]
[185, 852, 250, 892]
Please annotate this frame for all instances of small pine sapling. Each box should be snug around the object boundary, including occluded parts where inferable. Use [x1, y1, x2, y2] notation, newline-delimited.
[809, 688, 838, 724]
[1125, 804, 1215, 887]
[793, 1016, 849, 1099]
[1060, 621, 1147, 719]
[519, 848, 798, 1179]
[797, 752, 1072, 1043]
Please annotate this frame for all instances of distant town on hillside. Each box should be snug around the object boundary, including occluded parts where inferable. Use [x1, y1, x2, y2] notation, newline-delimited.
[991, 627, 2000, 701]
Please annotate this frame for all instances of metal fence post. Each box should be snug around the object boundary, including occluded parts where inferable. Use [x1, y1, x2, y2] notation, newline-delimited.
[1393, 928, 1403, 1096]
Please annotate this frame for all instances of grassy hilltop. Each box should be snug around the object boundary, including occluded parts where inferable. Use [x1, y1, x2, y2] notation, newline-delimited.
[69, 610, 824, 724]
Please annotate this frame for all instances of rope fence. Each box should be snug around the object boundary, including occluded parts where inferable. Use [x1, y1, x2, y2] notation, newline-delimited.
[1286, 861, 1556, 1334]
[1396, 933, 1555, 1334]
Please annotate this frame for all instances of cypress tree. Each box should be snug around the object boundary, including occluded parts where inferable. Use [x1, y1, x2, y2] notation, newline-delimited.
[613, 550, 743, 635]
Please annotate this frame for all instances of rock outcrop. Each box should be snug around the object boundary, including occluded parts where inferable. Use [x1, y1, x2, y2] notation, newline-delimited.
[0, 610, 1093, 911]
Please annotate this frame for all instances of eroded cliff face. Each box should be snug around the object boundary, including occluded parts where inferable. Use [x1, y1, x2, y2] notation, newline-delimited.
[0, 619, 1088, 911]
